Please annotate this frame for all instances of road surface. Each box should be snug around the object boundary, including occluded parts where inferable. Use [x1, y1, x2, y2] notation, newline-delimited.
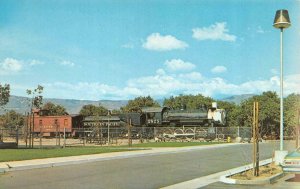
[0, 142, 291, 189]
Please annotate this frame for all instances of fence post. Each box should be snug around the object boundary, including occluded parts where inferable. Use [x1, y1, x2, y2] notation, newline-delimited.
[16, 127, 19, 147]
[0, 128, 2, 142]
[63, 127, 66, 148]
[31, 112, 34, 148]
[128, 118, 132, 147]
[25, 113, 28, 148]
[39, 126, 42, 149]
[58, 125, 61, 147]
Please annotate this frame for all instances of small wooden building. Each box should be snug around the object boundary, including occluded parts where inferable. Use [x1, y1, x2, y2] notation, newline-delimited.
[31, 109, 82, 137]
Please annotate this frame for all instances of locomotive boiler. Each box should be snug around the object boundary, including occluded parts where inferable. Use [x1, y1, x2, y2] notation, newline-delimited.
[119, 102, 226, 127]
[162, 102, 226, 127]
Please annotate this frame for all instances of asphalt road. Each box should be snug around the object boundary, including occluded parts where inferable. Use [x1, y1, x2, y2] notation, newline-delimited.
[0, 142, 291, 189]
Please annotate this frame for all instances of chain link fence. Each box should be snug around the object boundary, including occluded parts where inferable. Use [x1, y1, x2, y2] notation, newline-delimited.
[1, 125, 299, 148]
[0, 128, 22, 148]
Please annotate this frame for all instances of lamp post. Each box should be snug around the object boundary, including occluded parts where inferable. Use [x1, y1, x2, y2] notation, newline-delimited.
[273, 9, 291, 151]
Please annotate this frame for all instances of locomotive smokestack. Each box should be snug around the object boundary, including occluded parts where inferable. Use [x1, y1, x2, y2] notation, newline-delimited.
[212, 102, 217, 109]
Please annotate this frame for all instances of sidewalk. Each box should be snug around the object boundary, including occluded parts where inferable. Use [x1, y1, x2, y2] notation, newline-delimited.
[0, 142, 241, 174]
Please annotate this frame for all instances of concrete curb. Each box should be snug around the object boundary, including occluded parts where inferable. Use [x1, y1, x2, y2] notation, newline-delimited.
[219, 158, 285, 185]
[161, 158, 281, 189]
[0, 143, 241, 174]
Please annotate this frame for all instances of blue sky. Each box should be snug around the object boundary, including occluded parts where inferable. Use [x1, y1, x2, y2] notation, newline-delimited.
[0, 0, 299, 100]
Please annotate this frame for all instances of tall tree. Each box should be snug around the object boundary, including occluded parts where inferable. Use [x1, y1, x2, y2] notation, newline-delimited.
[0, 83, 10, 107]
[79, 104, 108, 116]
[26, 85, 44, 109]
[121, 96, 160, 112]
[216, 101, 238, 127]
[284, 93, 300, 130]
[42, 102, 67, 116]
[239, 91, 280, 137]
[163, 94, 213, 110]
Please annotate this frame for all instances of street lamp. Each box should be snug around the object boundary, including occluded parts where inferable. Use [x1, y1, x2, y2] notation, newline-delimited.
[273, 9, 291, 151]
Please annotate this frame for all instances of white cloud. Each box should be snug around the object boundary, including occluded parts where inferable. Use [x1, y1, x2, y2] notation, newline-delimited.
[179, 72, 202, 81]
[0, 58, 23, 75]
[156, 68, 166, 75]
[164, 59, 195, 72]
[211, 66, 227, 73]
[60, 60, 75, 67]
[142, 33, 188, 51]
[41, 72, 300, 100]
[29, 59, 44, 66]
[192, 22, 236, 42]
[37, 60, 299, 100]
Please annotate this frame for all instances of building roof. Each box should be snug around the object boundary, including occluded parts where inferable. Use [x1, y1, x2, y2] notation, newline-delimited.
[84, 116, 120, 122]
[141, 107, 168, 113]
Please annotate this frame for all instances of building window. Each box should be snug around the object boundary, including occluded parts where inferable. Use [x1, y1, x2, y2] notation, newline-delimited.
[39, 120, 43, 126]
[54, 119, 58, 125]
[64, 119, 68, 126]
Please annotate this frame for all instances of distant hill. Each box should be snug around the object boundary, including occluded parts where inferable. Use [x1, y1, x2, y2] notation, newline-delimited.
[0, 94, 255, 115]
[0, 96, 128, 115]
[221, 94, 255, 104]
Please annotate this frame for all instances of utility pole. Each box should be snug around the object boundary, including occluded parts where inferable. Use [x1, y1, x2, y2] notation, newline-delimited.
[296, 109, 300, 149]
[25, 112, 29, 148]
[63, 127, 66, 148]
[253, 101, 259, 176]
[108, 110, 110, 146]
[32, 111, 35, 148]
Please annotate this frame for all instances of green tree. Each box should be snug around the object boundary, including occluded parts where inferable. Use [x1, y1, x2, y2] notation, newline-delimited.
[239, 91, 280, 137]
[79, 104, 108, 116]
[163, 94, 213, 110]
[42, 102, 67, 116]
[0, 83, 10, 107]
[121, 96, 160, 112]
[26, 85, 44, 109]
[0, 110, 24, 129]
[284, 93, 300, 130]
[216, 101, 238, 127]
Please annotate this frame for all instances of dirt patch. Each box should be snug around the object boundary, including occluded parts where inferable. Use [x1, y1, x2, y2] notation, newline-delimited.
[230, 163, 282, 180]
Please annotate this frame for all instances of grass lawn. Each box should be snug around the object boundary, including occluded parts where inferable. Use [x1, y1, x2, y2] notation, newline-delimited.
[131, 141, 225, 148]
[0, 146, 136, 162]
[0, 141, 226, 162]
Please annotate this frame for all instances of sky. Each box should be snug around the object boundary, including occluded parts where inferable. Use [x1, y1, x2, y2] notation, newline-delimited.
[0, 0, 299, 100]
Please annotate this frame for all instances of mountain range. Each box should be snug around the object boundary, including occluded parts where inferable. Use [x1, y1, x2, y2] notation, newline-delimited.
[221, 94, 255, 104]
[0, 94, 254, 115]
[0, 96, 128, 115]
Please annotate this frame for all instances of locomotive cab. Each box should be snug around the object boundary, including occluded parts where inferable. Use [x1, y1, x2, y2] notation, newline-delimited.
[207, 102, 226, 126]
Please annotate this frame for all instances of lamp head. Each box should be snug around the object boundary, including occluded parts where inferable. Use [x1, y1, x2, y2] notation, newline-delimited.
[273, 9, 291, 29]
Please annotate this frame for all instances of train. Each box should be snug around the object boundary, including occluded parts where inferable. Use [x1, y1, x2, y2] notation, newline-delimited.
[31, 102, 226, 137]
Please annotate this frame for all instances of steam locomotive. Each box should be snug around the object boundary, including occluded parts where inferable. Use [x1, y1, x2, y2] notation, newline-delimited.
[119, 102, 226, 127]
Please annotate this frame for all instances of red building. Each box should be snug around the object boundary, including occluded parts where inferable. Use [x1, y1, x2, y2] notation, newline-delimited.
[32, 109, 82, 137]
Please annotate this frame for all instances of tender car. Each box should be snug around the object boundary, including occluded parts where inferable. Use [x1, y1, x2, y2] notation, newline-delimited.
[282, 147, 300, 173]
